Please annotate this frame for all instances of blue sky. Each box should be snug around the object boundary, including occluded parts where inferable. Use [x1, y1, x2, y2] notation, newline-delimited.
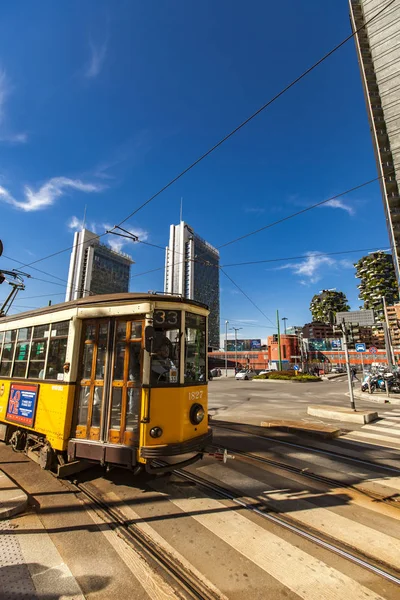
[0, 0, 392, 346]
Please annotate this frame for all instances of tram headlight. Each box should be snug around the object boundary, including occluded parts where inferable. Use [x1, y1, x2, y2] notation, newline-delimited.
[190, 403, 205, 425]
[150, 427, 163, 438]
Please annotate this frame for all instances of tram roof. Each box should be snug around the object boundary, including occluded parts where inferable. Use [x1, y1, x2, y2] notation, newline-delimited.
[0, 293, 209, 324]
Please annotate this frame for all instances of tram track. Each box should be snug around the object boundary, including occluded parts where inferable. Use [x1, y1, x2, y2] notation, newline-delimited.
[67, 478, 225, 600]
[166, 464, 400, 587]
[207, 443, 400, 507]
[211, 421, 400, 474]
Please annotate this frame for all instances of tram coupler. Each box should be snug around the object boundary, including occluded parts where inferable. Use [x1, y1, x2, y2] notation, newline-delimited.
[208, 448, 235, 463]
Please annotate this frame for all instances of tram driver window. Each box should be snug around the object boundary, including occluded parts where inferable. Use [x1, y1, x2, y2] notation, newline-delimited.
[151, 310, 180, 385]
[185, 313, 206, 383]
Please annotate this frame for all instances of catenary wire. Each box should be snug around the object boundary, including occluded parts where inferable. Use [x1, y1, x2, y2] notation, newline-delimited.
[220, 268, 276, 327]
[112, 0, 396, 229]
[221, 246, 386, 267]
[8, 0, 395, 272]
[217, 175, 388, 250]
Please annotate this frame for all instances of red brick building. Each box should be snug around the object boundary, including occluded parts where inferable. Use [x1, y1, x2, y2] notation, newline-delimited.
[268, 334, 300, 366]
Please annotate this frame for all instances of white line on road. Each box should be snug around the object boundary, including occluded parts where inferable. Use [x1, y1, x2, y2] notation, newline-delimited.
[199, 464, 400, 570]
[164, 484, 388, 600]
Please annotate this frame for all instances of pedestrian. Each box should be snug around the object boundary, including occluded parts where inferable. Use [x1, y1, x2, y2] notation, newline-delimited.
[351, 367, 360, 382]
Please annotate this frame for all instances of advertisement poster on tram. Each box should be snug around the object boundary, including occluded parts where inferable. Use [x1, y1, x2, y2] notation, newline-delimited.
[6, 383, 39, 428]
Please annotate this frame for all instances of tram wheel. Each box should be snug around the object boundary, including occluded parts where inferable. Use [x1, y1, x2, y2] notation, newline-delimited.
[10, 429, 26, 452]
[39, 444, 53, 470]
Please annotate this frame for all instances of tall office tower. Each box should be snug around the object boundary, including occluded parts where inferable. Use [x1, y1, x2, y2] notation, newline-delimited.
[65, 228, 134, 301]
[349, 0, 400, 282]
[164, 221, 220, 349]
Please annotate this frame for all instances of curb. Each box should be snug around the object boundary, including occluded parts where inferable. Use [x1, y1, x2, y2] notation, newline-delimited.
[0, 469, 28, 519]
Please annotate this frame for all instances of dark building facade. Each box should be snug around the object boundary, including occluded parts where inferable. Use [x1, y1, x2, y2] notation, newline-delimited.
[165, 221, 220, 349]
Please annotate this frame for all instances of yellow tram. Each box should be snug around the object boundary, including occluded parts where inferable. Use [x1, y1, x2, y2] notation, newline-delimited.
[0, 293, 212, 475]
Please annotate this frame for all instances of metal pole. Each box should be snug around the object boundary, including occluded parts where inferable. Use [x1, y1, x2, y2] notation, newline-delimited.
[361, 352, 364, 378]
[225, 320, 228, 377]
[235, 328, 238, 373]
[342, 321, 356, 410]
[382, 296, 394, 370]
[282, 317, 288, 335]
[277, 310, 282, 371]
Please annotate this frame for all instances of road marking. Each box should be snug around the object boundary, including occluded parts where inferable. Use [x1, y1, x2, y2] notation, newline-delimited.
[362, 424, 400, 435]
[341, 430, 400, 451]
[85, 504, 181, 600]
[101, 491, 229, 600]
[164, 485, 388, 600]
[199, 464, 400, 570]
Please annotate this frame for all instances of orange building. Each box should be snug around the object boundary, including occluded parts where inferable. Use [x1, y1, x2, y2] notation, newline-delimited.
[268, 334, 300, 366]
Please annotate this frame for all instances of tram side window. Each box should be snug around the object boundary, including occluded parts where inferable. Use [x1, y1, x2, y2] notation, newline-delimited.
[151, 310, 180, 385]
[45, 321, 69, 379]
[0, 330, 16, 377]
[13, 327, 32, 378]
[185, 313, 206, 383]
[28, 325, 49, 379]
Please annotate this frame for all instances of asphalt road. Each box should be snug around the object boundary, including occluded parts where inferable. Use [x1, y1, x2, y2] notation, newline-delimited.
[208, 376, 400, 431]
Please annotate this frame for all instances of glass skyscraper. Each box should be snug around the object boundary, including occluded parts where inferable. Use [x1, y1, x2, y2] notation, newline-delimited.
[164, 221, 220, 349]
[349, 0, 400, 282]
[65, 228, 133, 301]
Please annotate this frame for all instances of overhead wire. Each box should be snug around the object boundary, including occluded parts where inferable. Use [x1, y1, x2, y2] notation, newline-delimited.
[221, 246, 386, 267]
[220, 268, 276, 327]
[112, 0, 396, 229]
[7, 0, 395, 273]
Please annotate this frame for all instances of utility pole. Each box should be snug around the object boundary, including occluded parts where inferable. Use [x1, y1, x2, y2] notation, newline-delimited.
[340, 320, 356, 411]
[277, 310, 282, 371]
[230, 327, 242, 373]
[225, 320, 229, 377]
[282, 317, 288, 335]
[382, 296, 395, 369]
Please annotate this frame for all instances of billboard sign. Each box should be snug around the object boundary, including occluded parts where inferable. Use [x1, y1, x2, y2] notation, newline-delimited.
[225, 339, 262, 352]
[6, 383, 39, 428]
[336, 310, 375, 326]
[331, 339, 342, 350]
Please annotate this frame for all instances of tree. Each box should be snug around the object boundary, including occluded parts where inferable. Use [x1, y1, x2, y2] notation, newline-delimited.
[309, 290, 350, 323]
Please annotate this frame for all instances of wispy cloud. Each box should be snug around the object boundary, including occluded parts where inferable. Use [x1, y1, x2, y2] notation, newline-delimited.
[0, 177, 103, 212]
[0, 69, 27, 143]
[245, 207, 265, 214]
[67, 217, 149, 253]
[322, 198, 355, 216]
[279, 251, 353, 285]
[67, 215, 85, 230]
[85, 39, 108, 78]
[105, 225, 149, 253]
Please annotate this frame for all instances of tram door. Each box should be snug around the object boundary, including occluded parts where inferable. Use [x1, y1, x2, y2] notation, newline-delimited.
[74, 318, 143, 444]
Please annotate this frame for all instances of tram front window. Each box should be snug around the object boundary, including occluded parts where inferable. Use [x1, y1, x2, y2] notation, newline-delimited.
[185, 313, 206, 383]
[151, 310, 180, 385]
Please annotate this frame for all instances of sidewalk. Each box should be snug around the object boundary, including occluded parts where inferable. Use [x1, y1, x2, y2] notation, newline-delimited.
[209, 378, 400, 452]
[0, 469, 85, 600]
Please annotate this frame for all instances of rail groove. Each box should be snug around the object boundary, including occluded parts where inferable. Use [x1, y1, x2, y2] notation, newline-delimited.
[71, 480, 223, 600]
[167, 464, 400, 586]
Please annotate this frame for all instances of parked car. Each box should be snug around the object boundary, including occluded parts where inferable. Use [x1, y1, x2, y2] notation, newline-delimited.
[235, 370, 256, 380]
[331, 367, 345, 373]
[258, 370, 271, 376]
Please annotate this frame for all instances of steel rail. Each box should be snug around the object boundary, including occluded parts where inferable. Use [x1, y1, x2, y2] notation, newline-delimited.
[73, 481, 223, 600]
[211, 422, 400, 474]
[208, 444, 400, 506]
[168, 466, 400, 586]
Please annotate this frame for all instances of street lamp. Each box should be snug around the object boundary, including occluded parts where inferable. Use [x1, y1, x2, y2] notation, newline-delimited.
[282, 317, 288, 335]
[230, 327, 242, 373]
[225, 320, 229, 377]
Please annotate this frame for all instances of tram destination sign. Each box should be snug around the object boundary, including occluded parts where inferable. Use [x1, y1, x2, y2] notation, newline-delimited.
[6, 383, 39, 428]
